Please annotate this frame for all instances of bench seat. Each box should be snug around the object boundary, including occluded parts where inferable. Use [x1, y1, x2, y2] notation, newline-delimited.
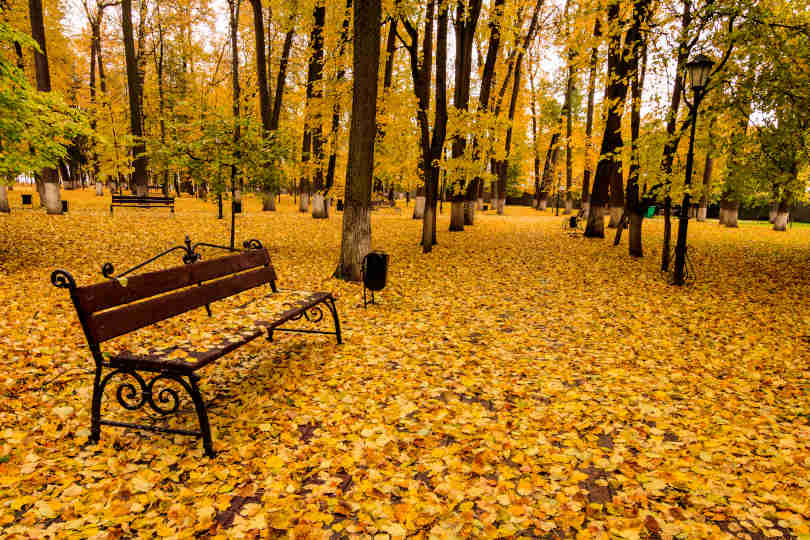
[105, 290, 335, 373]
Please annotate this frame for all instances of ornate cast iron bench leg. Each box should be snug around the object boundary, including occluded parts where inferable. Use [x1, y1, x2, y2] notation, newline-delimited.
[187, 374, 215, 457]
[88, 366, 216, 457]
[327, 297, 342, 344]
[266, 297, 342, 345]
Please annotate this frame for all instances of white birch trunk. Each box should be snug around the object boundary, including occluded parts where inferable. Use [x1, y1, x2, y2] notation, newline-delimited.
[43, 182, 62, 214]
[773, 212, 789, 231]
[312, 193, 328, 219]
[413, 196, 425, 219]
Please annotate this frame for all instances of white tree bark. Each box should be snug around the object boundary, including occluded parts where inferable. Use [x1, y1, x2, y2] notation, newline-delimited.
[607, 205, 623, 228]
[312, 193, 328, 218]
[95, 182, 103, 196]
[697, 205, 707, 221]
[773, 212, 789, 231]
[43, 182, 62, 214]
[413, 196, 425, 219]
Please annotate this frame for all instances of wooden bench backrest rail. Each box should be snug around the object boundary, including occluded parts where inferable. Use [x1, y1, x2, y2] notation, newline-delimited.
[73, 249, 275, 343]
[112, 196, 174, 203]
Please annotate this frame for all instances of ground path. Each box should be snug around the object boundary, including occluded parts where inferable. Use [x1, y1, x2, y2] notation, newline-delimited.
[0, 190, 808, 538]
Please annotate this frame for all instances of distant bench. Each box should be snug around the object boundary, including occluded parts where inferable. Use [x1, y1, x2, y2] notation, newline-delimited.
[111, 195, 174, 214]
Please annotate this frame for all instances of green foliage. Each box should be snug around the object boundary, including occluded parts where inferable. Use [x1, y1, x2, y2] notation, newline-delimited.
[158, 108, 292, 198]
[0, 22, 89, 183]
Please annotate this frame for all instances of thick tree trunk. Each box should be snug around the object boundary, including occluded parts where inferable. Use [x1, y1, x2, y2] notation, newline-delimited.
[769, 203, 777, 224]
[121, 0, 148, 195]
[0, 185, 9, 213]
[28, 0, 62, 214]
[262, 191, 276, 211]
[464, 201, 475, 225]
[450, 202, 465, 231]
[725, 202, 739, 227]
[447, 0, 482, 232]
[585, 0, 642, 237]
[299, 192, 309, 212]
[305, 5, 326, 206]
[95, 181, 103, 196]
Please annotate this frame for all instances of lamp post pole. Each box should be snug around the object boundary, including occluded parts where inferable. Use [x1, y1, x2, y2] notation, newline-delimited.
[672, 53, 714, 286]
[673, 98, 700, 285]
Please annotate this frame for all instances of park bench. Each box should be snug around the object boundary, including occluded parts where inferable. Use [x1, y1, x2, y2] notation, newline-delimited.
[51, 238, 341, 456]
[110, 194, 175, 214]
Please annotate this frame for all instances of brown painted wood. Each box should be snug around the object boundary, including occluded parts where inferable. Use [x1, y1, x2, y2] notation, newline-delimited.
[89, 266, 276, 342]
[76, 249, 273, 314]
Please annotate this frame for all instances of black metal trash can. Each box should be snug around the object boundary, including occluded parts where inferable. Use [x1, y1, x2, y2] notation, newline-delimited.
[362, 251, 389, 307]
[569, 216, 577, 228]
[21, 194, 32, 206]
[337, 199, 344, 211]
[61, 200, 68, 213]
[232, 201, 242, 214]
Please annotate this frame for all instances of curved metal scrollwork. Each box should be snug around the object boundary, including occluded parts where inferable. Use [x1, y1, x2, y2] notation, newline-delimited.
[147, 374, 183, 415]
[101, 263, 115, 278]
[51, 270, 76, 289]
[242, 239, 263, 250]
[99, 369, 189, 416]
[289, 304, 324, 323]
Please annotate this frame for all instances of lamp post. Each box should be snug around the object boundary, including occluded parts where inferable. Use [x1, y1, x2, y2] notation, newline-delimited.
[673, 54, 714, 286]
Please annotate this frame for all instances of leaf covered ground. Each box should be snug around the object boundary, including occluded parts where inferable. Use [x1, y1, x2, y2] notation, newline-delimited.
[0, 190, 809, 539]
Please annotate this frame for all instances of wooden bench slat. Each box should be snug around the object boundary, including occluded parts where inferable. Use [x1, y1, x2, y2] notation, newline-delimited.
[89, 266, 276, 342]
[76, 249, 273, 314]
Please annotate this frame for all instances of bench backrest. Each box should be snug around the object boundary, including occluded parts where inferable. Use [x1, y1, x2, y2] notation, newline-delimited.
[74, 249, 275, 343]
[112, 195, 174, 203]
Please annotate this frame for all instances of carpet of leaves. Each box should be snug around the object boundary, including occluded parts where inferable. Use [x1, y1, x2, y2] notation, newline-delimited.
[0, 189, 808, 539]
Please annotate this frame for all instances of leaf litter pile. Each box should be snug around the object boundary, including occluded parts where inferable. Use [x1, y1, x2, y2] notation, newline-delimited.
[0, 191, 808, 539]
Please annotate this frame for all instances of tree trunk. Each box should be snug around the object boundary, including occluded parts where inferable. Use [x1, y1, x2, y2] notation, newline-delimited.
[413, 195, 425, 219]
[464, 201, 475, 225]
[299, 192, 309, 212]
[625, 8, 649, 257]
[581, 19, 600, 217]
[271, 27, 295, 131]
[0, 185, 9, 213]
[448, 0, 483, 232]
[584, 0, 637, 238]
[305, 5, 326, 209]
[450, 202, 465, 231]
[495, 0, 542, 217]
[562, 0, 575, 215]
[28, 0, 62, 214]
[96, 181, 103, 196]
[470, 0, 505, 220]
[262, 191, 276, 211]
[725, 202, 739, 227]
[337, 0, 380, 280]
[769, 202, 777, 224]
[773, 197, 789, 231]
[312, 193, 328, 219]
[422, 3, 449, 252]
[121, 0, 148, 196]
[698, 152, 713, 222]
